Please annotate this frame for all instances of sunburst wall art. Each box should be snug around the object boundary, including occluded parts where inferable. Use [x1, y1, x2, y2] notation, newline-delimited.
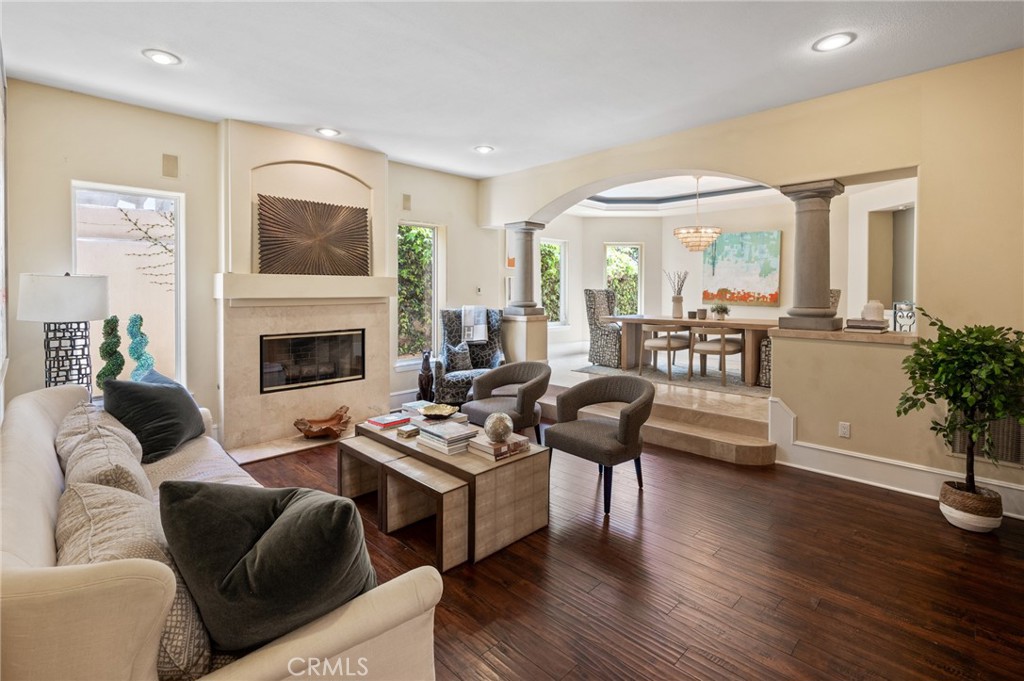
[702, 230, 781, 306]
[257, 194, 371, 276]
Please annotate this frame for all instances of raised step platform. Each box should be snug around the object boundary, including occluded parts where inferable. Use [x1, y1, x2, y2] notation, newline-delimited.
[539, 386, 775, 466]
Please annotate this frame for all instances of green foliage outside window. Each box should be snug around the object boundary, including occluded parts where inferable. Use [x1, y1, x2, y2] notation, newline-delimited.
[398, 225, 434, 359]
[540, 241, 562, 323]
[606, 245, 640, 314]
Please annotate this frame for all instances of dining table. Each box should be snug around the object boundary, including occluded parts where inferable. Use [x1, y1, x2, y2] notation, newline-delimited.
[600, 314, 779, 386]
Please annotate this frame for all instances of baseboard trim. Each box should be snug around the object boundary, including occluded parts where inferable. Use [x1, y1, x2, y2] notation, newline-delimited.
[769, 397, 1024, 521]
[390, 388, 419, 411]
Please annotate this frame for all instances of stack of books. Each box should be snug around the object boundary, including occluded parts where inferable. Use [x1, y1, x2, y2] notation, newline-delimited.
[400, 399, 435, 416]
[364, 413, 411, 429]
[416, 420, 477, 455]
[844, 318, 889, 334]
[467, 433, 531, 461]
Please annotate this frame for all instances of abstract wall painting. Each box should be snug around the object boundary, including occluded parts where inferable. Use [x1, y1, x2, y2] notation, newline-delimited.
[257, 194, 370, 276]
[702, 230, 781, 306]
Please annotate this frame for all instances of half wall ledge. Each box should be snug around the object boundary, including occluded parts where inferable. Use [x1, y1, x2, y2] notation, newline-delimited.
[214, 273, 397, 301]
[769, 327, 918, 345]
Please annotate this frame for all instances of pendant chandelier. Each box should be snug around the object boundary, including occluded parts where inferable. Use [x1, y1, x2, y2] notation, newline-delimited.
[673, 176, 722, 252]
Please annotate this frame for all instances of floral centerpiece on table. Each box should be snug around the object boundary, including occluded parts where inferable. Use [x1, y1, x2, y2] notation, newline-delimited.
[664, 270, 689, 296]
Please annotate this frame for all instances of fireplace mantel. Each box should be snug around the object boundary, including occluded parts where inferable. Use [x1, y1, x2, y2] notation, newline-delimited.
[214, 273, 396, 301]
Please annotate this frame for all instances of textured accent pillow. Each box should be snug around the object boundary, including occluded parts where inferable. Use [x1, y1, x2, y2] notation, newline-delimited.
[446, 341, 472, 372]
[159, 481, 377, 652]
[64, 433, 154, 499]
[56, 483, 211, 681]
[55, 400, 144, 470]
[103, 380, 205, 463]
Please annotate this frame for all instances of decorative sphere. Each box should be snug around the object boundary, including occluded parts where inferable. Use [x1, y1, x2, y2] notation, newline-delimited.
[483, 413, 514, 443]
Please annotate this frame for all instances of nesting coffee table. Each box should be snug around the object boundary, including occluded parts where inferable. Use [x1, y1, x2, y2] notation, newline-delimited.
[339, 423, 550, 570]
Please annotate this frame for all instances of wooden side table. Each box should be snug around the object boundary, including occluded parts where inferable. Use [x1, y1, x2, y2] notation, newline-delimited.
[382, 456, 469, 572]
[337, 436, 407, 526]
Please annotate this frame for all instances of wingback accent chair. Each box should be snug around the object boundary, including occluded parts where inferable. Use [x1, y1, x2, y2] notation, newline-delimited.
[584, 289, 622, 368]
[542, 375, 655, 515]
[460, 361, 551, 442]
[430, 308, 504, 405]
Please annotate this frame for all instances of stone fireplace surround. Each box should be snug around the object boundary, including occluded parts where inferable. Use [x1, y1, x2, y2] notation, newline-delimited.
[215, 120, 395, 451]
[216, 274, 395, 451]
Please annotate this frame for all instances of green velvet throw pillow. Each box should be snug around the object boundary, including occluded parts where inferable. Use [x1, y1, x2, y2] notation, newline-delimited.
[103, 379, 205, 463]
[159, 481, 377, 652]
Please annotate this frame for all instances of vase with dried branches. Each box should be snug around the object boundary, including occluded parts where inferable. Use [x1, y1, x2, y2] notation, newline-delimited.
[664, 270, 689, 318]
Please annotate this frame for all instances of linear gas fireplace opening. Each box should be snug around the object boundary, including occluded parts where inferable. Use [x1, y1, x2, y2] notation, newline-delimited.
[260, 329, 365, 393]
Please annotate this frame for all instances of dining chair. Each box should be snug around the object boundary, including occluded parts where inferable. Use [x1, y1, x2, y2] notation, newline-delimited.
[640, 325, 688, 380]
[688, 327, 744, 386]
[584, 289, 621, 368]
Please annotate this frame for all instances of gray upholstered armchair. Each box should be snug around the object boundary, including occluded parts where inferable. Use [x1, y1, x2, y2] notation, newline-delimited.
[585, 289, 622, 368]
[460, 361, 552, 443]
[542, 375, 655, 515]
[430, 308, 504, 405]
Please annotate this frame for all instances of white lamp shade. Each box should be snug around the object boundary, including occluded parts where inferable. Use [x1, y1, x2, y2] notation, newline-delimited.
[17, 273, 110, 322]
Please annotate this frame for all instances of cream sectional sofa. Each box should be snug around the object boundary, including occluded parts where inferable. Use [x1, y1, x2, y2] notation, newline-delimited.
[1, 384, 443, 681]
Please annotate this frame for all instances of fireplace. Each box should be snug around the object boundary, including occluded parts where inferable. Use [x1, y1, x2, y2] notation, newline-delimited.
[260, 329, 365, 393]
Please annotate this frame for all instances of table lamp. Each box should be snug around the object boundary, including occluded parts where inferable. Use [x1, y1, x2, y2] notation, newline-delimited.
[17, 272, 110, 396]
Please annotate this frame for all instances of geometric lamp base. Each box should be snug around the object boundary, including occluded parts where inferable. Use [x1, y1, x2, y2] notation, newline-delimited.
[43, 320, 93, 397]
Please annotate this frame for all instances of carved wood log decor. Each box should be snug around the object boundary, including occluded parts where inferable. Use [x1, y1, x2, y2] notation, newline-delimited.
[257, 194, 371, 275]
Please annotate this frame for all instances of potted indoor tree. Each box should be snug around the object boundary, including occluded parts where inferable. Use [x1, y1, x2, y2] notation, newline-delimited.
[897, 308, 1024, 532]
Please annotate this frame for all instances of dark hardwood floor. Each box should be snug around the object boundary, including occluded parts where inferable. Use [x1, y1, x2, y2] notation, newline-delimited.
[243, 428, 1024, 681]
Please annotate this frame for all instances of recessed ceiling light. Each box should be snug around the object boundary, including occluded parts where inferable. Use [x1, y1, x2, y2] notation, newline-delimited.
[142, 48, 182, 66]
[316, 128, 341, 137]
[474, 145, 495, 154]
[812, 32, 856, 52]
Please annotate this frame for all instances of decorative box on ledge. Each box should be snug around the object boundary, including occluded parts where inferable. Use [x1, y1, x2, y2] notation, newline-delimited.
[214, 273, 397, 302]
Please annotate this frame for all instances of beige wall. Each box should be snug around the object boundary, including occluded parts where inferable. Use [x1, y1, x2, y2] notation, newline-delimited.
[481, 50, 1023, 328]
[481, 50, 1024, 488]
[773, 335, 1024, 488]
[387, 162, 487, 398]
[5, 80, 220, 411]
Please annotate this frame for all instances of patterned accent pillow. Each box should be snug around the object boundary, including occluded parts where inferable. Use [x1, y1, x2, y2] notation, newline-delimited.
[56, 483, 211, 681]
[446, 341, 472, 372]
[65, 433, 154, 499]
[55, 401, 144, 471]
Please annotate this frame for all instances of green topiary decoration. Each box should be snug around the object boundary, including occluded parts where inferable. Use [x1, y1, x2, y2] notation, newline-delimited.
[127, 313, 155, 381]
[96, 315, 125, 390]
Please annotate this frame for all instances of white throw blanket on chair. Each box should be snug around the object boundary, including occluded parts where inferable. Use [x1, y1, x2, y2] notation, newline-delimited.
[461, 305, 488, 344]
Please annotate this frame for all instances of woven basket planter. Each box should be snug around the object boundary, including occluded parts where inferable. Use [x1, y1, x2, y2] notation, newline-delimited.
[938, 480, 1003, 532]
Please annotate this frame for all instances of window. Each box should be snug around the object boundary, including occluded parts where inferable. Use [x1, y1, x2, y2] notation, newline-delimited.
[605, 243, 642, 314]
[397, 223, 438, 361]
[540, 239, 567, 324]
[73, 182, 183, 385]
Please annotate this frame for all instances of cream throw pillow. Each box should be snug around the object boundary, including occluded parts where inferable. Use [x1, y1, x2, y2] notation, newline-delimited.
[64, 433, 154, 499]
[57, 483, 211, 681]
[55, 401, 143, 470]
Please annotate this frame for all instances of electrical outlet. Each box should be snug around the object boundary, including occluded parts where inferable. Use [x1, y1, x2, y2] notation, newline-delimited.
[838, 421, 851, 439]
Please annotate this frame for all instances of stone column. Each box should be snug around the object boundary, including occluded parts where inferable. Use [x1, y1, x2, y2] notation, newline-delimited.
[504, 221, 546, 316]
[502, 220, 548, 363]
[778, 179, 845, 330]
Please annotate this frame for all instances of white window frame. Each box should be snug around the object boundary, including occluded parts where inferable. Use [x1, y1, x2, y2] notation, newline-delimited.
[71, 180, 186, 383]
[395, 221, 446, 371]
[603, 241, 644, 315]
[540, 238, 569, 326]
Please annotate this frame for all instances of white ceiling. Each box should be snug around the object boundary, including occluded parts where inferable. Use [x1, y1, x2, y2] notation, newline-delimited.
[3, 1, 1022, 181]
